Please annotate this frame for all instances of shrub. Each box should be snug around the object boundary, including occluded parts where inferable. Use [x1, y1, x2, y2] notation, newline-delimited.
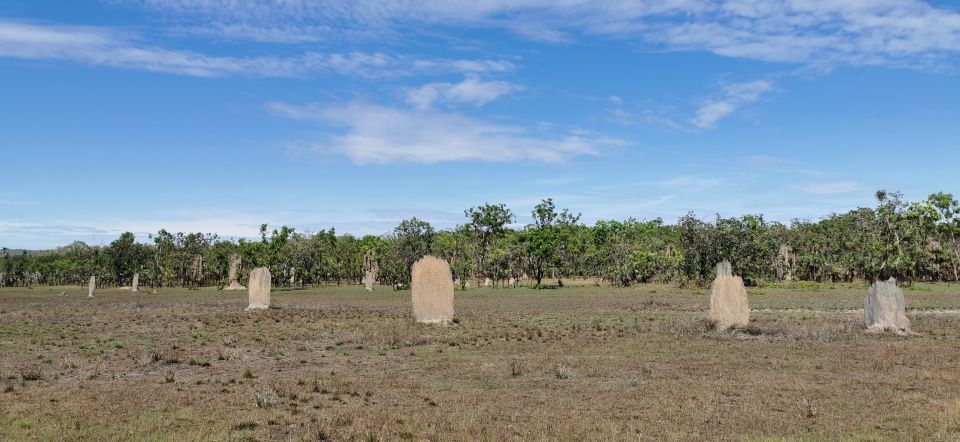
[510, 359, 523, 378]
[255, 388, 278, 408]
[553, 365, 573, 380]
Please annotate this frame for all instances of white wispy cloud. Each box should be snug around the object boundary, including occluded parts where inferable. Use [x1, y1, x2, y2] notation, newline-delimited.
[404, 75, 522, 109]
[125, 1, 960, 70]
[654, 1, 960, 69]
[606, 107, 682, 129]
[409, 58, 514, 74]
[0, 20, 514, 77]
[170, 22, 332, 44]
[692, 79, 774, 129]
[268, 101, 624, 165]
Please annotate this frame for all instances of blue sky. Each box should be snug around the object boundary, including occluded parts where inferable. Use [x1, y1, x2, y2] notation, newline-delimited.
[2, 0, 960, 249]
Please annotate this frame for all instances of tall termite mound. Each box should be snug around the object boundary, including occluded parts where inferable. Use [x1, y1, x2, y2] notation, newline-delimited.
[708, 261, 750, 328]
[411, 256, 454, 324]
[864, 278, 912, 335]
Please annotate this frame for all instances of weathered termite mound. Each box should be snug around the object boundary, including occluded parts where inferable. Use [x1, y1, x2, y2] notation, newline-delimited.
[411, 256, 454, 324]
[864, 278, 912, 335]
[708, 261, 750, 329]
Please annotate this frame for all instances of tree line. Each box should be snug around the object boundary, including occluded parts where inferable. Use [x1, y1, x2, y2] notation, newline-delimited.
[2, 191, 959, 289]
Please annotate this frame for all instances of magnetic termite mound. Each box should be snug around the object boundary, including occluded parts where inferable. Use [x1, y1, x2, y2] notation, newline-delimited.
[708, 261, 750, 329]
[411, 256, 454, 324]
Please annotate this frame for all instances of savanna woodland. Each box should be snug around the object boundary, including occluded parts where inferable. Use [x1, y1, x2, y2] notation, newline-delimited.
[4, 190, 959, 289]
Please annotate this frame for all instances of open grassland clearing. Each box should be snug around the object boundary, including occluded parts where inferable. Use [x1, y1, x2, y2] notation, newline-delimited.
[2, 284, 960, 440]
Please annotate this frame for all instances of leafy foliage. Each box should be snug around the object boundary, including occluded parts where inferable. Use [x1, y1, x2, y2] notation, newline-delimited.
[3, 191, 959, 288]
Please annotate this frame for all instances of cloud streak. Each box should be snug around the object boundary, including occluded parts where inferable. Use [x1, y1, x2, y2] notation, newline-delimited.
[269, 101, 624, 165]
[0, 20, 514, 78]
[404, 75, 522, 109]
[692, 79, 775, 129]
[126, 1, 960, 70]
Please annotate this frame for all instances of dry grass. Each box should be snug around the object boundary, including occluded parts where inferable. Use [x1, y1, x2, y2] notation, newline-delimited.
[1, 283, 960, 440]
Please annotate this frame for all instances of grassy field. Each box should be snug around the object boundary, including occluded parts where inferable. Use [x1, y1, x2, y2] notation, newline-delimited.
[2, 283, 960, 441]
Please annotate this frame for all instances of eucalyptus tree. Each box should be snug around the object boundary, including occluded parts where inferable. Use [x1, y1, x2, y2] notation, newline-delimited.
[560, 223, 591, 282]
[58, 241, 99, 285]
[0, 247, 11, 286]
[0, 249, 33, 287]
[486, 230, 520, 284]
[209, 239, 239, 286]
[713, 214, 777, 285]
[392, 217, 435, 283]
[678, 212, 714, 282]
[331, 234, 360, 285]
[593, 218, 681, 286]
[874, 190, 909, 279]
[433, 226, 476, 289]
[465, 203, 514, 282]
[925, 192, 960, 280]
[106, 232, 152, 286]
[593, 219, 641, 286]
[355, 234, 387, 285]
[310, 229, 338, 282]
[521, 198, 579, 286]
[285, 232, 316, 287]
[151, 230, 176, 286]
[903, 199, 942, 281]
[259, 224, 293, 271]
